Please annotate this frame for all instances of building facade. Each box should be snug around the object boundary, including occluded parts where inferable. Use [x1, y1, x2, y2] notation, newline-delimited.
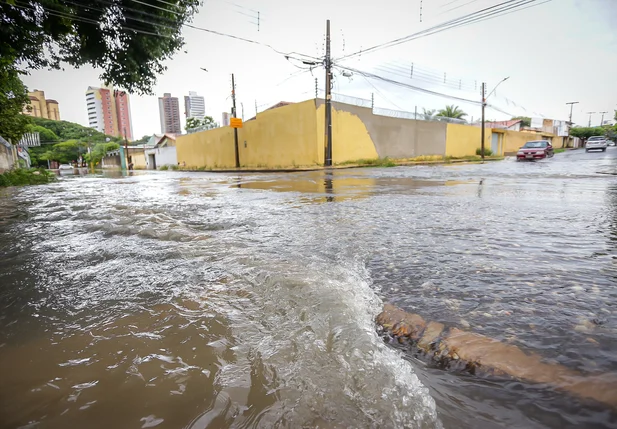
[23, 90, 60, 120]
[86, 86, 133, 140]
[184, 91, 205, 119]
[158, 93, 182, 134]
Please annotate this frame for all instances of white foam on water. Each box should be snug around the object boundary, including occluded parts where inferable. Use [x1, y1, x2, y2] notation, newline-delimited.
[201, 256, 441, 428]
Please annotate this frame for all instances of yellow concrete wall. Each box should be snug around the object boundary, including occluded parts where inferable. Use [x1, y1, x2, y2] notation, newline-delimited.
[237, 100, 319, 167]
[131, 152, 147, 169]
[176, 126, 236, 169]
[315, 104, 379, 164]
[502, 130, 545, 153]
[445, 124, 491, 157]
[177, 99, 320, 169]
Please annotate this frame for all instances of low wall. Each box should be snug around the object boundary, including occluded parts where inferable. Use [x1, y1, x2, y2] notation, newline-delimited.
[319, 100, 446, 159]
[445, 124, 491, 157]
[502, 130, 545, 153]
[177, 100, 320, 169]
[0, 141, 15, 172]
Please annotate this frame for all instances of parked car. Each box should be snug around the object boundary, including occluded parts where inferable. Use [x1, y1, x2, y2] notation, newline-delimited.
[585, 136, 608, 152]
[516, 140, 554, 161]
[58, 164, 74, 170]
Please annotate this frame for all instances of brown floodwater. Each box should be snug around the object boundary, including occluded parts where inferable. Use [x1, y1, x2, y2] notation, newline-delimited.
[1, 149, 617, 428]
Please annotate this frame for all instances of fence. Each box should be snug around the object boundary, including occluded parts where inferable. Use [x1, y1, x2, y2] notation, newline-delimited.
[328, 91, 467, 125]
[186, 123, 220, 135]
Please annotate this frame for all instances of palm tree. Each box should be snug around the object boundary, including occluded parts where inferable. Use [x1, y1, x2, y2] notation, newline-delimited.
[422, 108, 437, 120]
[437, 105, 467, 120]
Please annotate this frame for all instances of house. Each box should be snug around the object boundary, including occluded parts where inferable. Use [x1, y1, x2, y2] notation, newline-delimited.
[482, 119, 523, 131]
[145, 133, 177, 169]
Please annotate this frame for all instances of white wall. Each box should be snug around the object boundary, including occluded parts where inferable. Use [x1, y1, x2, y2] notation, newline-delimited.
[146, 146, 177, 169]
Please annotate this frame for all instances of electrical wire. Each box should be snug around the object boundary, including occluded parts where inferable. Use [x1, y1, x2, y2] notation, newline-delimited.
[7, 0, 319, 62]
[374, 62, 477, 92]
[337, 0, 549, 61]
[359, 75, 404, 110]
[334, 64, 481, 105]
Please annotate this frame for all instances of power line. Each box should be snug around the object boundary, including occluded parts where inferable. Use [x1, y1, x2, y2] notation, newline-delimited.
[337, 0, 549, 61]
[334, 64, 481, 105]
[374, 62, 477, 91]
[359, 75, 404, 110]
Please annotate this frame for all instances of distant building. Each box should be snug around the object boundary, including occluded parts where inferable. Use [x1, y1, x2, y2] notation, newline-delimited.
[184, 91, 205, 119]
[86, 86, 133, 140]
[158, 93, 182, 134]
[23, 90, 60, 120]
[221, 112, 231, 126]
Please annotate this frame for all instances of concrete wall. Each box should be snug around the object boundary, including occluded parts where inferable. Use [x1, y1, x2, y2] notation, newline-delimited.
[101, 154, 121, 168]
[127, 148, 147, 169]
[0, 142, 15, 172]
[318, 100, 446, 159]
[146, 146, 178, 169]
[315, 103, 379, 164]
[177, 100, 321, 169]
[238, 100, 319, 167]
[445, 124, 492, 157]
[502, 130, 545, 153]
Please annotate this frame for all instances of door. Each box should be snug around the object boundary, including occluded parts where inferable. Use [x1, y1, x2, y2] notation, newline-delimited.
[491, 133, 499, 155]
[148, 154, 156, 170]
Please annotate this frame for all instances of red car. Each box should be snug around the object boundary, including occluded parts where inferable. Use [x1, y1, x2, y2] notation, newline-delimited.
[516, 140, 554, 161]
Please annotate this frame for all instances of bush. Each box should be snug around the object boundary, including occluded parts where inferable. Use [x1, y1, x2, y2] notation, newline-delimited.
[476, 148, 493, 156]
[169, 165, 179, 170]
[159, 165, 169, 170]
[0, 168, 55, 187]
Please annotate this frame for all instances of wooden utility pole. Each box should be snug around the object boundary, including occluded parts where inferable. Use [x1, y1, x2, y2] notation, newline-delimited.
[481, 82, 486, 161]
[231, 73, 240, 168]
[324, 20, 333, 167]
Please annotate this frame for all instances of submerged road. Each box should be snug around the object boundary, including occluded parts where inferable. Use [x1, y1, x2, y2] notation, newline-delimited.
[0, 148, 616, 429]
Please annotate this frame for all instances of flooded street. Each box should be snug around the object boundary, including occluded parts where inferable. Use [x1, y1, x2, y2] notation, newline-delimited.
[1, 148, 617, 429]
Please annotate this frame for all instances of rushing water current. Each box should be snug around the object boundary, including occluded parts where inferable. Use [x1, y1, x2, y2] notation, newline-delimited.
[1, 149, 617, 429]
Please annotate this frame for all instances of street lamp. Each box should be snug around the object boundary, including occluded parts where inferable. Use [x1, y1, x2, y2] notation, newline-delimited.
[481, 77, 509, 161]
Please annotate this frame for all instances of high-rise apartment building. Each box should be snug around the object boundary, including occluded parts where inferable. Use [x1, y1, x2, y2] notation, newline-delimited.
[184, 91, 205, 119]
[86, 86, 133, 140]
[23, 90, 61, 120]
[158, 93, 182, 134]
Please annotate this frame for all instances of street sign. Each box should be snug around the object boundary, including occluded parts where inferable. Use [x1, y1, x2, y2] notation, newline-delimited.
[230, 118, 243, 128]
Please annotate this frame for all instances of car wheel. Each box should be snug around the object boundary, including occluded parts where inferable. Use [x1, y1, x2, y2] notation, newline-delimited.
[585, 149, 589, 152]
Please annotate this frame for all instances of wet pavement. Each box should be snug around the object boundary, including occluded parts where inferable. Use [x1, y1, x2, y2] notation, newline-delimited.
[0, 148, 616, 429]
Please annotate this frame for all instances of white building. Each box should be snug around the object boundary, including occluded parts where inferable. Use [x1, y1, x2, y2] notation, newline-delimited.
[184, 91, 205, 119]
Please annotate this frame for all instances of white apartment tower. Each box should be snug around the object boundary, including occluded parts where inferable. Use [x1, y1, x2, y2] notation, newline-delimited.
[184, 91, 205, 119]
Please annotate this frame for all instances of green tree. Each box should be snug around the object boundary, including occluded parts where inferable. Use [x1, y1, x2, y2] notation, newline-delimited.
[438, 105, 467, 119]
[43, 140, 87, 164]
[1, 0, 200, 94]
[132, 135, 151, 145]
[570, 127, 606, 140]
[30, 117, 119, 143]
[25, 124, 60, 143]
[186, 117, 203, 131]
[84, 142, 120, 165]
[203, 116, 217, 127]
[0, 64, 31, 143]
[511, 116, 531, 127]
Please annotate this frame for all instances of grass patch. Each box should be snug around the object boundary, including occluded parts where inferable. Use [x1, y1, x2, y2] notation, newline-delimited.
[169, 165, 179, 170]
[338, 157, 396, 167]
[476, 148, 493, 156]
[159, 165, 169, 170]
[0, 168, 56, 187]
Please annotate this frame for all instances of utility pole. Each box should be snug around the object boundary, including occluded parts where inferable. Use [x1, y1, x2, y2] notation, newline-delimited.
[324, 19, 333, 167]
[371, 93, 374, 110]
[586, 112, 595, 127]
[315, 77, 318, 99]
[481, 82, 486, 161]
[600, 111, 608, 126]
[231, 73, 240, 168]
[241, 102, 245, 121]
[123, 127, 129, 170]
[255, 100, 258, 117]
[565, 101, 578, 148]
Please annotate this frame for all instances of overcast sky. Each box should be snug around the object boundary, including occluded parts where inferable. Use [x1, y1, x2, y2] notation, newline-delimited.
[21, 0, 617, 139]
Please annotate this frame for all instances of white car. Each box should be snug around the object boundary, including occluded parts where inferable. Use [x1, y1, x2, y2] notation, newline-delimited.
[58, 164, 74, 170]
[585, 136, 608, 152]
